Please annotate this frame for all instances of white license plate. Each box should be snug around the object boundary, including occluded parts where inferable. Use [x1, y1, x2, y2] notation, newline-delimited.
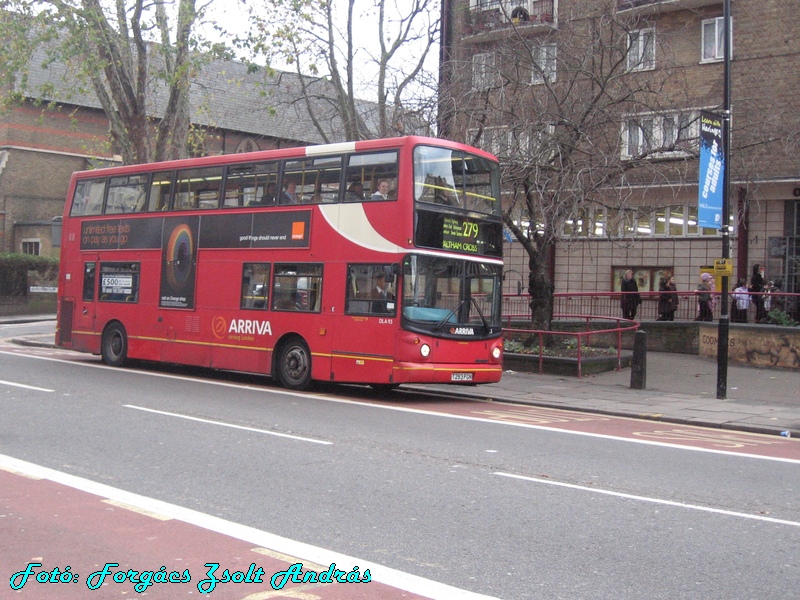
[451, 372, 473, 381]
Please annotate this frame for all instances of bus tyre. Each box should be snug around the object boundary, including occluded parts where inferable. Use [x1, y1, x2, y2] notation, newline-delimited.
[101, 322, 128, 367]
[277, 337, 312, 390]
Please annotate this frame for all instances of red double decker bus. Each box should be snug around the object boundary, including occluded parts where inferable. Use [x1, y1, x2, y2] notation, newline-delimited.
[56, 136, 504, 390]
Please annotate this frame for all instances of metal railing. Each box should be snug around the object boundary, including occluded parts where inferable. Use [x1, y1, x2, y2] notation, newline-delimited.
[503, 314, 639, 378]
[502, 291, 800, 324]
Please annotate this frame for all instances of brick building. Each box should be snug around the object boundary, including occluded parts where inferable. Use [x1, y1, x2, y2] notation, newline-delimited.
[441, 0, 800, 301]
[0, 53, 362, 258]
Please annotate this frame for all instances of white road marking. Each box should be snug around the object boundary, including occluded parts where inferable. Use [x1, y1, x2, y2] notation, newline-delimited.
[0, 454, 498, 600]
[124, 405, 332, 445]
[0, 379, 53, 392]
[495, 471, 800, 528]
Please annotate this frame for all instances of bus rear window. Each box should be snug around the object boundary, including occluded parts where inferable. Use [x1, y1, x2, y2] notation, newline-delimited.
[70, 179, 106, 216]
[106, 174, 149, 214]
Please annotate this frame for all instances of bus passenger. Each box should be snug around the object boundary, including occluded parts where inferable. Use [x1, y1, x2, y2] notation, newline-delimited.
[260, 182, 277, 205]
[345, 181, 364, 201]
[371, 179, 390, 200]
[280, 181, 298, 204]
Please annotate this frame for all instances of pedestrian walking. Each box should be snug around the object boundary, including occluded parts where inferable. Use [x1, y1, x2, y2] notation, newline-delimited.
[620, 270, 641, 321]
[695, 272, 714, 322]
[731, 279, 750, 323]
[657, 274, 679, 321]
[749, 264, 766, 323]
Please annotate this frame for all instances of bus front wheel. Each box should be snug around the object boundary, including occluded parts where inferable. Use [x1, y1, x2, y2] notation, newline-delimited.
[101, 322, 128, 367]
[277, 336, 312, 390]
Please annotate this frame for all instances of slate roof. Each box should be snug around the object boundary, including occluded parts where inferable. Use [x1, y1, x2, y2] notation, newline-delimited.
[22, 43, 378, 145]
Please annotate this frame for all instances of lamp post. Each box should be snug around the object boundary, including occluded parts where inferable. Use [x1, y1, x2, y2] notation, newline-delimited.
[716, 0, 732, 400]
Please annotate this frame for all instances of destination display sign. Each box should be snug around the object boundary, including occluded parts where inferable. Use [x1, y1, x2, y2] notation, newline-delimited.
[415, 210, 502, 258]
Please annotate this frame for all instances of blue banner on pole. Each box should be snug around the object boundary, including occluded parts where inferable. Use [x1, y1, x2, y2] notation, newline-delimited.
[698, 111, 725, 229]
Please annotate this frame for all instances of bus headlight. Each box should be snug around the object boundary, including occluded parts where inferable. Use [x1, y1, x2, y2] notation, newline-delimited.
[420, 344, 431, 358]
[492, 346, 502, 360]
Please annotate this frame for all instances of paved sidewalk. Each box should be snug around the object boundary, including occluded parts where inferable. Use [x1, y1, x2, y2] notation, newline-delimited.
[5, 314, 800, 437]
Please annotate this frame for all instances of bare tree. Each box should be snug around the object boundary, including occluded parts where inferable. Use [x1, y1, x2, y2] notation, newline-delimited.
[442, 1, 699, 329]
[0, 0, 229, 164]
[245, 0, 441, 142]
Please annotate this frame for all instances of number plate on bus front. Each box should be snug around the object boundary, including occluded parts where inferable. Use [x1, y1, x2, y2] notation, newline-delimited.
[451, 372, 473, 381]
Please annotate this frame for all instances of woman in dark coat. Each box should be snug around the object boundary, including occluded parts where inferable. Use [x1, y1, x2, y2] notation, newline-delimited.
[750, 263, 766, 323]
[657, 274, 679, 321]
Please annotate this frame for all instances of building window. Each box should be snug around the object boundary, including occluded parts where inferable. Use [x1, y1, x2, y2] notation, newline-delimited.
[627, 28, 655, 72]
[470, 124, 555, 164]
[472, 52, 495, 90]
[560, 204, 727, 239]
[612, 267, 673, 293]
[21, 239, 40, 255]
[531, 43, 557, 84]
[701, 17, 725, 62]
[624, 116, 655, 157]
[655, 205, 687, 236]
[563, 207, 605, 237]
[622, 111, 697, 159]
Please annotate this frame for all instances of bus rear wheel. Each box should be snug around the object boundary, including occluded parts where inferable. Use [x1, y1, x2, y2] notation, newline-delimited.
[277, 336, 312, 390]
[101, 322, 128, 367]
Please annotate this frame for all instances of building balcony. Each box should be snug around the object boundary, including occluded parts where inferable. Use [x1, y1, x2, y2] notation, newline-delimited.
[465, 0, 557, 42]
[617, 0, 723, 16]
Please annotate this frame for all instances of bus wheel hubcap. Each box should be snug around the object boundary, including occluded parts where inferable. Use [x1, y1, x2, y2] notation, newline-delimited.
[285, 347, 308, 380]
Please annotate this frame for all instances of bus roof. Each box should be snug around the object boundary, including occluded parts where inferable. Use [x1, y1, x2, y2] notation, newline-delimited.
[70, 136, 498, 179]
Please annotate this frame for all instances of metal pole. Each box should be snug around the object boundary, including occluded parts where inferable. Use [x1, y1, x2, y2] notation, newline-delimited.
[716, 0, 732, 399]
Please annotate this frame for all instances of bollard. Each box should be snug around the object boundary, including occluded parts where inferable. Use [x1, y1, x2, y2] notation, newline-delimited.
[630, 330, 647, 390]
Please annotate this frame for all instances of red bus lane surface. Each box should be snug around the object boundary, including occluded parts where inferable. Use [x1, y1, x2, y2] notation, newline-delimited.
[357, 398, 800, 462]
[0, 459, 488, 600]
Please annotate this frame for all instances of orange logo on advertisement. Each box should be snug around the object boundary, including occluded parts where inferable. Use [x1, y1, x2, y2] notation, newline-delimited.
[291, 221, 305, 240]
[212, 316, 227, 339]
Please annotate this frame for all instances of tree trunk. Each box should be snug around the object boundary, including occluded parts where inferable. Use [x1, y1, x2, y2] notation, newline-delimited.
[528, 242, 553, 331]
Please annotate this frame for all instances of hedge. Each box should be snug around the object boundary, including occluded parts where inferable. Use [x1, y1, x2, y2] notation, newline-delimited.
[0, 253, 59, 297]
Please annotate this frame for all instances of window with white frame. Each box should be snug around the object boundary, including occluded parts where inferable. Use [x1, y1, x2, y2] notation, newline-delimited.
[701, 17, 725, 62]
[472, 52, 496, 90]
[559, 204, 728, 239]
[470, 125, 554, 162]
[21, 239, 41, 255]
[476, 126, 512, 158]
[563, 206, 605, 237]
[531, 43, 557, 84]
[624, 116, 655, 157]
[627, 28, 655, 71]
[622, 111, 697, 159]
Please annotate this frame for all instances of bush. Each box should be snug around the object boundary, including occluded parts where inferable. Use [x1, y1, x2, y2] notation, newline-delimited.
[766, 308, 799, 327]
[0, 253, 59, 297]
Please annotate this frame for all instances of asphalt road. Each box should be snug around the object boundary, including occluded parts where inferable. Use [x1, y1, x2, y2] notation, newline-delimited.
[1, 322, 799, 599]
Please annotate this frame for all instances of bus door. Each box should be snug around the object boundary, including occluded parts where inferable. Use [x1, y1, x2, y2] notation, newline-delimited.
[78, 257, 99, 331]
[58, 257, 98, 350]
[331, 264, 399, 383]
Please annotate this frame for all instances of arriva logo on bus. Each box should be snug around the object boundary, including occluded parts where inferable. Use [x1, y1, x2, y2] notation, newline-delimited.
[212, 316, 273, 340]
[450, 327, 475, 335]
